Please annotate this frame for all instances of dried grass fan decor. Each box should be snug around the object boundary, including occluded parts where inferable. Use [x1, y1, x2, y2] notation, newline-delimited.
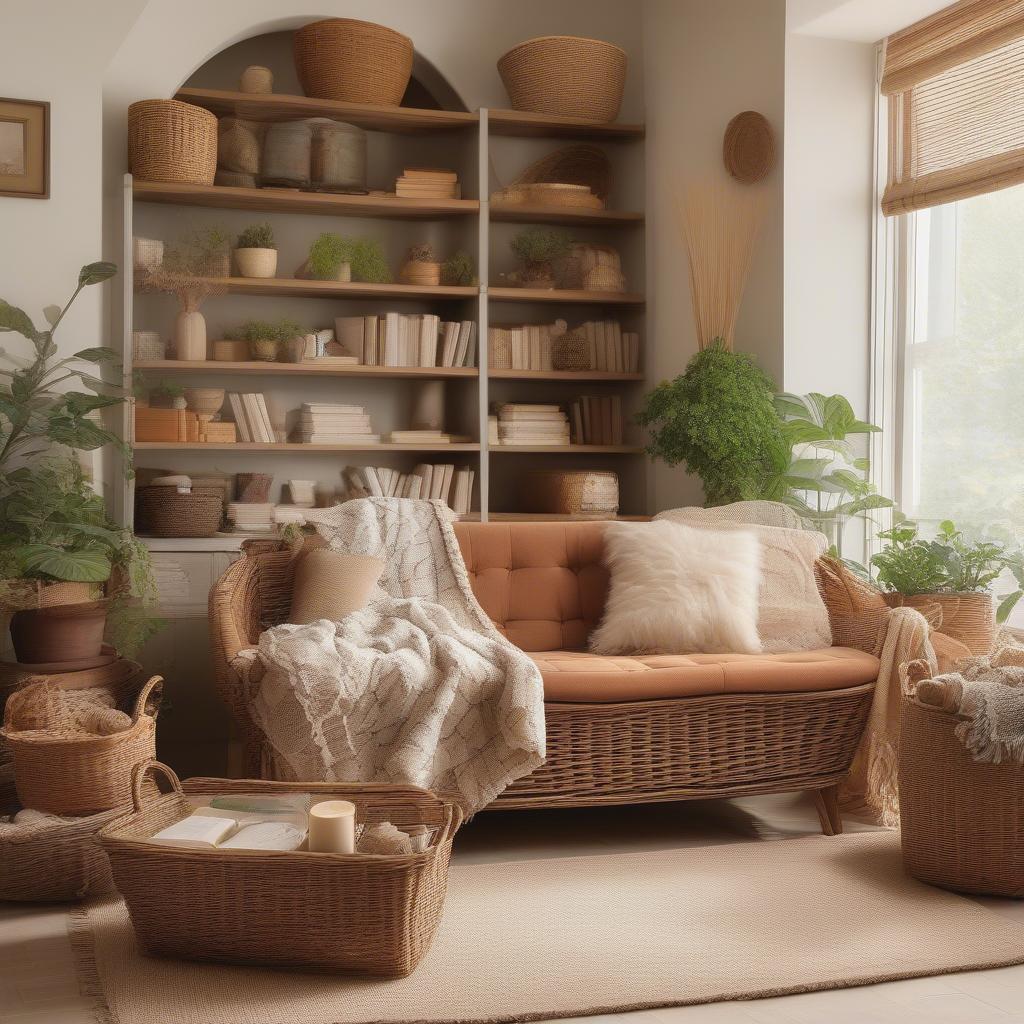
[678, 182, 763, 351]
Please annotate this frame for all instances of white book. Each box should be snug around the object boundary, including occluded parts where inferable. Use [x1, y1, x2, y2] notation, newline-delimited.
[152, 813, 237, 849]
[254, 394, 275, 444]
[242, 394, 268, 443]
[302, 403, 365, 414]
[362, 315, 378, 365]
[439, 464, 454, 503]
[363, 466, 384, 497]
[303, 433, 382, 444]
[413, 463, 433, 497]
[220, 822, 307, 852]
[228, 393, 250, 443]
[383, 312, 401, 366]
[453, 320, 473, 369]
[585, 321, 598, 370]
[406, 475, 422, 499]
[463, 321, 477, 368]
[440, 321, 460, 367]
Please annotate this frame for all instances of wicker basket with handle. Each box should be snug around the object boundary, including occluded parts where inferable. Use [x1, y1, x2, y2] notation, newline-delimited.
[1, 676, 161, 816]
[99, 761, 464, 976]
[128, 100, 217, 186]
[884, 591, 995, 655]
[899, 695, 1023, 896]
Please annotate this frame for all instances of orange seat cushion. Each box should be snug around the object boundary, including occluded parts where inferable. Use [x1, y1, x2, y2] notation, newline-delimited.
[531, 647, 880, 703]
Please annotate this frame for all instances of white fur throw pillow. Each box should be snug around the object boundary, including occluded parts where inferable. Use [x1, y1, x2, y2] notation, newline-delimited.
[590, 520, 762, 655]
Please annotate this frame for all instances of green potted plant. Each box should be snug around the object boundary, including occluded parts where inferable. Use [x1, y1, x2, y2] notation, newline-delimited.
[0, 262, 161, 664]
[871, 519, 1024, 653]
[227, 318, 308, 362]
[399, 243, 441, 286]
[147, 380, 186, 409]
[234, 222, 277, 279]
[441, 249, 475, 286]
[510, 227, 572, 289]
[298, 233, 392, 284]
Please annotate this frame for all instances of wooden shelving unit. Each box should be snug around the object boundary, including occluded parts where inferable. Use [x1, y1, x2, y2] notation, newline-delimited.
[124, 86, 647, 527]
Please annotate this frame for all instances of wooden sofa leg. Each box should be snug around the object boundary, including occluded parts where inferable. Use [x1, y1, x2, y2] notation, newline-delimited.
[812, 785, 843, 836]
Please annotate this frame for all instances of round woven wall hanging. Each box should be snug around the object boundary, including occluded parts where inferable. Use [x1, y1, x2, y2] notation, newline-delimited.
[723, 111, 776, 184]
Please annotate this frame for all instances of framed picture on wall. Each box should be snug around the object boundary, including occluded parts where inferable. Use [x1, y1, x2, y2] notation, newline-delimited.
[0, 97, 49, 199]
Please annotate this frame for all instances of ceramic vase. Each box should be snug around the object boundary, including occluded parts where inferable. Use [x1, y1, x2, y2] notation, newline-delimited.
[240, 65, 274, 94]
[174, 311, 207, 360]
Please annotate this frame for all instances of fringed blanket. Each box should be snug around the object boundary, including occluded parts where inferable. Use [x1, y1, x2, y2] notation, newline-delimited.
[233, 499, 545, 813]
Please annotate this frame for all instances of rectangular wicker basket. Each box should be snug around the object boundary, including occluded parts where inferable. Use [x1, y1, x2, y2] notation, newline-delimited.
[99, 762, 463, 976]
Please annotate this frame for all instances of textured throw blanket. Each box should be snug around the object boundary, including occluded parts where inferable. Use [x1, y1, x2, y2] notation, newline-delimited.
[233, 499, 545, 813]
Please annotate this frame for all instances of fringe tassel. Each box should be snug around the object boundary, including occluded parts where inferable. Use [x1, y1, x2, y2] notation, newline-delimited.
[67, 902, 117, 1023]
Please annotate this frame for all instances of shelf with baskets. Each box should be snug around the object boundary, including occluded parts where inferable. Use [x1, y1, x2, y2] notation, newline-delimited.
[133, 360, 478, 380]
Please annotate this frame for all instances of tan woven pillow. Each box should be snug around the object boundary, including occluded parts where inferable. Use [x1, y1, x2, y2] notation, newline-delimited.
[289, 550, 385, 625]
[814, 556, 893, 655]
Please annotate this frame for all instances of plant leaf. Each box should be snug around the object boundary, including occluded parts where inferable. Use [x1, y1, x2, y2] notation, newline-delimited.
[997, 590, 1023, 624]
[78, 262, 117, 287]
[15, 544, 112, 582]
[58, 392, 124, 416]
[73, 347, 120, 364]
[42, 304, 62, 327]
[0, 301, 40, 341]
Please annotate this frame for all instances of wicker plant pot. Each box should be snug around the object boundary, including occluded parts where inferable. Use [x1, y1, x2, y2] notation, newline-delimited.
[498, 36, 626, 122]
[525, 470, 619, 515]
[128, 99, 217, 186]
[234, 247, 277, 278]
[136, 485, 223, 538]
[293, 18, 414, 106]
[99, 762, 463, 975]
[884, 592, 995, 655]
[899, 696, 1023, 896]
[400, 261, 442, 286]
[1, 676, 161, 816]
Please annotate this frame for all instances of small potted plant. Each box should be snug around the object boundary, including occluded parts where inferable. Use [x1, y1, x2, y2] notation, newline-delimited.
[871, 519, 1024, 654]
[297, 233, 392, 284]
[147, 381, 186, 409]
[510, 227, 572, 289]
[228, 318, 308, 362]
[441, 249, 476, 286]
[400, 243, 441, 286]
[234, 222, 278, 279]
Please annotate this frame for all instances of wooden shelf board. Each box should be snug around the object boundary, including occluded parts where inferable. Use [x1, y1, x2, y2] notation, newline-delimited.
[489, 370, 643, 382]
[134, 276, 477, 302]
[175, 87, 478, 133]
[488, 287, 645, 305]
[487, 108, 644, 140]
[133, 181, 479, 219]
[490, 444, 644, 454]
[133, 360, 478, 379]
[486, 512, 650, 521]
[133, 442, 481, 453]
[490, 205, 643, 227]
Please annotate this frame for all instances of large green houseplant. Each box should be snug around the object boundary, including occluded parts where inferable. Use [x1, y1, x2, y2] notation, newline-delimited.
[0, 262, 160, 661]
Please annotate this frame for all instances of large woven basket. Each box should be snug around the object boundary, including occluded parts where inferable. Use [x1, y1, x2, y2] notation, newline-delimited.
[899, 696, 1023, 896]
[128, 100, 217, 186]
[498, 36, 626, 122]
[884, 591, 995, 655]
[136, 485, 223, 538]
[2, 676, 161, 816]
[525, 470, 619, 515]
[293, 18, 414, 105]
[100, 762, 463, 976]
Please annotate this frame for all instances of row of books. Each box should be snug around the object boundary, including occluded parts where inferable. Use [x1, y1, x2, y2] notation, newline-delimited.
[297, 403, 380, 444]
[227, 392, 278, 444]
[394, 166, 461, 200]
[569, 395, 624, 446]
[487, 320, 641, 373]
[335, 314, 476, 368]
[342, 463, 475, 515]
[494, 403, 570, 446]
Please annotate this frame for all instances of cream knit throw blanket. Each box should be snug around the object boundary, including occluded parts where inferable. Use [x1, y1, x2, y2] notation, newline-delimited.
[232, 499, 546, 814]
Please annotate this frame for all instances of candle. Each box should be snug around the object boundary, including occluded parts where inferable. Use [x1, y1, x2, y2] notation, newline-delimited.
[308, 800, 356, 854]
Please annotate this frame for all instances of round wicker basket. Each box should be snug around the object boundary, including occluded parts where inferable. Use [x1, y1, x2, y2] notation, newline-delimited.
[293, 18, 414, 105]
[525, 470, 619, 515]
[498, 36, 627, 122]
[884, 592, 995, 655]
[136, 485, 223, 538]
[899, 696, 1023, 896]
[128, 100, 217, 186]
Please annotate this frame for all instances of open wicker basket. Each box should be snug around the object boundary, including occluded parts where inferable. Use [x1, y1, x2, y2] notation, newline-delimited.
[128, 99, 217, 186]
[899, 695, 1023, 896]
[99, 762, 463, 975]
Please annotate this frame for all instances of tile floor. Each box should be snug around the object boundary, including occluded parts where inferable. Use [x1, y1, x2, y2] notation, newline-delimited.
[2, 792, 1022, 1023]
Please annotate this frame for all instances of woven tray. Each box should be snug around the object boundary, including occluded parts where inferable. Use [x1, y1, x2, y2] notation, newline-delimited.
[99, 762, 463, 976]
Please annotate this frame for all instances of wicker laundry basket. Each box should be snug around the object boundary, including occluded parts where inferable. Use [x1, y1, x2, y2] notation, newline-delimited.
[498, 36, 626, 122]
[1, 676, 162, 816]
[99, 762, 463, 975]
[884, 591, 995, 655]
[128, 100, 217, 186]
[293, 18, 414, 105]
[899, 695, 1023, 897]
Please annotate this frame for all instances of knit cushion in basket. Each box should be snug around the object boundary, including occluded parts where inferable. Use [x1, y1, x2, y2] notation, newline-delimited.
[590, 520, 761, 656]
[289, 550, 385, 625]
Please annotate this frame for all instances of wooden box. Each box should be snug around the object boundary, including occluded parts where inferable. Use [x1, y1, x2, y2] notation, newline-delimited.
[134, 406, 200, 443]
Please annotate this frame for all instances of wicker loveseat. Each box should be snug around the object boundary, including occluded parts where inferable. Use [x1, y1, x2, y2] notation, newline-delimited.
[209, 520, 879, 835]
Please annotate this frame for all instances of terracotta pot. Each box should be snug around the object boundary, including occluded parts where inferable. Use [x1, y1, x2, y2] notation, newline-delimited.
[174, 311, 207, 360]
[10, 600, 109, 666]
[235, 247, 278, 279]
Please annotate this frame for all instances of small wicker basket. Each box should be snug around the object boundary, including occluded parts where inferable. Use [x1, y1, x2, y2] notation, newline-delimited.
[128, 99, 218, 186]
[551, 329, 591, 371]
[1, 676, 161, 816]
[99, 762, 463, 976]
[135, 485, 224, 538]
[498, 36, 627, 122]
[899, 696, 1023, 897]
[525, 470, 619, 515]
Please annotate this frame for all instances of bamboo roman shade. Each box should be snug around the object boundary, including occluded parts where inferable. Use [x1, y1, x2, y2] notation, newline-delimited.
[881, 0, 1024, 215]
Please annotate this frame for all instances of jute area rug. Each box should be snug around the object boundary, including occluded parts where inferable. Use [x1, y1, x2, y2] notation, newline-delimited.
[72, 832, 1024, 1024]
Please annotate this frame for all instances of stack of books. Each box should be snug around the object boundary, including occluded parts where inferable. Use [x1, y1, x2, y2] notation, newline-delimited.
[334, 314, 476, 368]
[494, 404, 570, 446]
[487, 320, 641, 373]
[342, 463, 475, 515]
[569, 395, 624, 446]
[578, 321, 641, 373]
[386, 429, 465, 444]
[395, 167, 461, 200]
[227, 393, 277, 443]
[297, 403, 380, 444]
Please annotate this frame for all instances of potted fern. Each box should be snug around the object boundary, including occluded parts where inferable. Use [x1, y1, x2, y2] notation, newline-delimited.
[234, 222, 277, 279]
[297, 233, 392, 283]
[227, 318, 308, 362]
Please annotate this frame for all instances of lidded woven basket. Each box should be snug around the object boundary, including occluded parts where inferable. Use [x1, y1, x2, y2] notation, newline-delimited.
[498, 36, 626, 122]
[128, 100, 217, 186]
[293, 18, 414, 105]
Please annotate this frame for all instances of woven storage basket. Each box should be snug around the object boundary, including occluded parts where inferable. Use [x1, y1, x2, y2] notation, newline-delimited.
[525, 470, 619, 515]
[259, 120, 312, 189]
[136, 485, 223, 538]
[99, 762, 464, 975]
[217, 117, 262, 176]
[293, 18, 414, 106]
[498, 36, 626, 122]
[884, 591, 995, 655]
[309, 119, 367, 192]
[899, 696, 1023, 896]
[2, 676, 161, 816]
[515, 143, 612, 202]
[524, 183, 603, 209]
[128, 100, 218, 186]
[551, 329, 591, 371]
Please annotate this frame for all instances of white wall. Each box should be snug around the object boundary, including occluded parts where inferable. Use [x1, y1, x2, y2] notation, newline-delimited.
[642, 0, 787, 510]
